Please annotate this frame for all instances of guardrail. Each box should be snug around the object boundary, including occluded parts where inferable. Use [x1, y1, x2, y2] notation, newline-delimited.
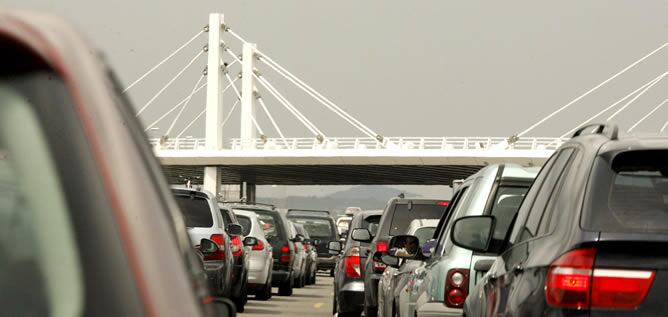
[149, 136, 567, 151]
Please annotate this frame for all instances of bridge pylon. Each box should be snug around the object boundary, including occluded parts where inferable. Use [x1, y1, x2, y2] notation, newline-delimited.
[203, 13, 225, 196]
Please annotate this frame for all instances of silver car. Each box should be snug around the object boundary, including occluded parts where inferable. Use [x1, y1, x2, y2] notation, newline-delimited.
[233, 209, 274, 300]
[289, 221, 308, 288]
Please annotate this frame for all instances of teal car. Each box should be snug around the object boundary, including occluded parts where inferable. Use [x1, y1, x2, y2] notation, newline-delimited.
[387, 164, 539, 316]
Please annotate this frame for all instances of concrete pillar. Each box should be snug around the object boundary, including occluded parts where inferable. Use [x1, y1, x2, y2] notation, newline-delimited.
[203, 167, 220, 196]
[239, 182, 257, 204]
[203, 13, 224, 196]
[240, 43, 258, 149]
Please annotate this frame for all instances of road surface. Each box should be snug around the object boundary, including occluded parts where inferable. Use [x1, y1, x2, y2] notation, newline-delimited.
[243, 274, 335, 317]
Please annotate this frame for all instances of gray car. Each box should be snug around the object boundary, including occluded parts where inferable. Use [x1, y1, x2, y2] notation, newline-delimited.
[331, 210, 383, 317]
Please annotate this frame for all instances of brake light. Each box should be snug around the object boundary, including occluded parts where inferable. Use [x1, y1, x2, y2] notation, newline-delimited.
[204, 234, 225, 261]
[231, 235, 243, 257]
[438, 201, 450, 207]
[280, 245, 290, 264]
[545, 248, 655, 309]
[373, 241, 388, 273]
[252, 239, 264, 251]
[376, 241, 388, 253]
[444, 269, 469, 308]
[344, 246, 362, 279]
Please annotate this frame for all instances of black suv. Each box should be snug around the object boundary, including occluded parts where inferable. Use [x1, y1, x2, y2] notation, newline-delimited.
[459, 124, 668, 317]
[225, 203, 300, 296]
[287, 209, 339, 275]
[363, 198, 449, 317]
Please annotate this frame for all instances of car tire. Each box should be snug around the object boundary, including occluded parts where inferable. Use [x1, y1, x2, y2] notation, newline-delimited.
[255, 282, 272, 300]
[338, 312, 362, 317]
[332, 293, 338, 315]
[364, 305, 378, 317]
[311, 269, 317, 285]
[330, 269, 335, 277]
[278, 278, 293, 296]
[233, 280, 248, 313]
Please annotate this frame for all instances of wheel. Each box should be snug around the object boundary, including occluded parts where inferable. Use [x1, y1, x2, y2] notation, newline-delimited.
[294, 273, 304, 288]
[278, 278, 293, 296]
[332, 294, 338, 315]
[364, 305, 378, 317]
[233, 281, 247, 312]
[311, 267, 317, 285]
[255, 282, 272, 300]
[330, 269, 335, 277]
[338, 312, 361, 317]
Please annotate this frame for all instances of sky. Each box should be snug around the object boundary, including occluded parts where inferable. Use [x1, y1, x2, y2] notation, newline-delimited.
[4, 0, 668, 141]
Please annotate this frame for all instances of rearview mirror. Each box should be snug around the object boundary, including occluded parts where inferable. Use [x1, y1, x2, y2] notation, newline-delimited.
[243, 236, 259, 247]
[327, 241, 342, 255]
[227, 223, 243, 236]
[450, 215, 495, 253]
[387, 235, 421, 260]
[312, 239, 321, 246]
[303, 238, 312, 245]
[293, 234, 305, 243]
[351, 228, 372, 242]
[199, 238, 219, 256]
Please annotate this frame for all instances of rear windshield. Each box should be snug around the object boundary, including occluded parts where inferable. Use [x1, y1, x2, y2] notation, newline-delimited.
[363, 215, 381, 236]
[237, 215, 252, 236]
[490, 186, 530, 240]
[291, 217, 335, 239]
[174, 195, 213, 227]
[389, 204, 447, 236]
[584, 150, 668, 233]
[253, 210, 285, 240]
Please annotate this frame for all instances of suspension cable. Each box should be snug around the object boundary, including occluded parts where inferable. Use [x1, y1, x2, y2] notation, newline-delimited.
[628, 99, 668, 132]
[124, 29, 204, 93]
[143, 81, 207, 131]
[136, 50, 204, 116]
[558, 73, 666, 138]
[166, 75, 205, 135]
[226, 28, 248, 44]
[517, 42, 668, 137]
[176, 107, 206, 139]
[257, 95, 288, 147]
[606, 72, 667, 121]
[221, 99, 240, 128]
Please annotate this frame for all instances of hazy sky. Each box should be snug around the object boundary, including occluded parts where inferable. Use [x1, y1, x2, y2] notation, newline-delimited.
[4, 0, 668, 141]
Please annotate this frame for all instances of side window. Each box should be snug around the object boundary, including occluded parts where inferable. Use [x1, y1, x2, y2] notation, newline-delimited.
[514, 148, 575, 244]
[434, 186, 468, 243]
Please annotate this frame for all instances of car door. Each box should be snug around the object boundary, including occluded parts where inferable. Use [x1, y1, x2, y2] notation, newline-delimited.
[490, 148, 575, 316]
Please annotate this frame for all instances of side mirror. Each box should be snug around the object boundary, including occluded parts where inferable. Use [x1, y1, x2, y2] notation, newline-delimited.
[303, 238, 312, 245]
[327, 241, 342, 255]
[380, 254, 400, 268]
[312, 239, 321, 246]
[212, 297, 237, 316]
[227, 223, 243, 236]
[421, 238, 437, 258]
[243, 236, 259, 247]
[199, 238, 220, 256]
[341, 230, 349, 238]
[351, 228, 372, 242]
[293, 234, 305, 243]
[450, 215, 496, 253]
[386, 235, 421, 260]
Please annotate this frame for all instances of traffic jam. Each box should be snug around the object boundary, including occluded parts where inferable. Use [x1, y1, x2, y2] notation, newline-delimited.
[3, 6, 668, 317]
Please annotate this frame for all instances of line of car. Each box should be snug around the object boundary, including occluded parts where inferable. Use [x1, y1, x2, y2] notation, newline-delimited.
[329, 124, 668, 317]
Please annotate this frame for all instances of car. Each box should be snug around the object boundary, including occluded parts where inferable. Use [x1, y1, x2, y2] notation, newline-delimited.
[462, 124, 668, 317]
[293, 222, 318, 285]
[218, 204, 251, 312]
[287, 209, 340, 276]
[233, 209, 274, 300]
[330, 210, 383, 317]
[377, 219, 439, 317]
[229, 203, 299, 296]
[337, 215, 353, 236]
[387, 164, 537, 317]
[288, 221, 308, 288]
[173, 186, 237, 301]
[0, 10, 234, 316]
[363, 198, 450, 317]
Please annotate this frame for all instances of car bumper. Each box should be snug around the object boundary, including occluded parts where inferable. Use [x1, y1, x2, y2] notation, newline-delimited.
[317, 256, 337, 270]
[248, 267, 270, 285]
[337, 281, 365, 313]
[417, 302, 462, 317]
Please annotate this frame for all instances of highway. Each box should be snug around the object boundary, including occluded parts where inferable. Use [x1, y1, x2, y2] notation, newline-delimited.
[244, 274, 334, 317]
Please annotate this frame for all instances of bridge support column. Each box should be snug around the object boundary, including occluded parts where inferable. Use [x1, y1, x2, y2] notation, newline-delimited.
[203, 13, 224, 196]
[240, 182, 256, 204]
[240, 43, 258, 149]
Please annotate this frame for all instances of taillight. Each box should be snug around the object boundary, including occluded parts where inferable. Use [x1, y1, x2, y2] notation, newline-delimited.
[231, 236, 243, 257]
[344, 246, 362, 279]
[546, 248, 655, 309]
[376, 241, 388, 253]
[438, 201, 450, 207]
[252, 239, 264, 251]
[373, 241, 388, 273]
[444, 268, 469, 308]
[280, 245, 290, 264]
[204, 234, 225, 261]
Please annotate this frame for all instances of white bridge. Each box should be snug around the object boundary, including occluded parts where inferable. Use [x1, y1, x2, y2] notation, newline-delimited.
[127, 13, 668, 196]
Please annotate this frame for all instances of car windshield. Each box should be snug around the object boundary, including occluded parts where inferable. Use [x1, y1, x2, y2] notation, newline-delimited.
[291, 218, 335, 239]
[237, 215, 252, 236]
[489, 186, 530, 239]
[174, 195, 213, 227]
[389, 204, 447, 236]
[585, 150, 668, 234]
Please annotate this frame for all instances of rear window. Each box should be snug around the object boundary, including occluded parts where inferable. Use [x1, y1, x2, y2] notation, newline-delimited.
[584, 150, 668, 233]
[389, 204, 447, 236]
[254, 210, 285, 240]
[291, 217, 335, 239]
[237, 216, 252, 236]
[413, 227, 436, 243]
[174, 195, 213, 227]
[363, 215, 381, 236]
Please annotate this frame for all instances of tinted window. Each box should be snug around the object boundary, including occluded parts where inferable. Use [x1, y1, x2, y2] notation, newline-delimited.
[254, 210, 285, 240]
[237, 216, 252, 236]
[291, 218, 335, 239]
[489, 186, 530, 240]
[219, 208, 233, 226]
[584, 150, 668, 233]
[174, 195, 213, 227]
[389, 204, 447, 236]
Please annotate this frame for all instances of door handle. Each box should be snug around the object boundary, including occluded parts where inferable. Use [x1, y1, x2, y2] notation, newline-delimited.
[513, 264, 524, 275]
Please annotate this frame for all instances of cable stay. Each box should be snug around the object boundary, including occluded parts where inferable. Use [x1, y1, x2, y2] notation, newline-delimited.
[166, 75, 205, 135]
[628, 99, 668, 132]
[606, 72, 667, 121]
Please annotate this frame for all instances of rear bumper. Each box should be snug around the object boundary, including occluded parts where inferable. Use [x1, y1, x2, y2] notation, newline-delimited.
[417, 302, 462, 317]
[337, 281, 365, 313]
[317, 256, 337, 270]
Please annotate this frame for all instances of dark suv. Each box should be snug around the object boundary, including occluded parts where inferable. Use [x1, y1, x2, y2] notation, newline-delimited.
[459, 124, 668, 317]
[287, 209, 339, 275]
[363, 198, 449, 316]
[226, 203, 299, 296]
[218, 205, 250, 312]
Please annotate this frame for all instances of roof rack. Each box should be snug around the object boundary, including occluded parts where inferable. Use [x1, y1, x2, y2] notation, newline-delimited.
[287, 209, 331, 217]
[572, 123, 618, 140]
[220, 200, 276, 209]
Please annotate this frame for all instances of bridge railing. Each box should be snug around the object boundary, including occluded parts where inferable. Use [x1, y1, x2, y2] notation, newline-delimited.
[149, 136, 567, 151]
